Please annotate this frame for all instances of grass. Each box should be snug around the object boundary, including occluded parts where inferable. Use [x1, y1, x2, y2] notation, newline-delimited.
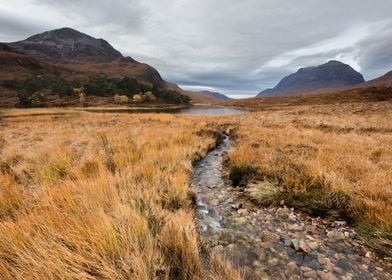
[1, 94, 391, 277]
[225, 100, 392, 253]
[0, 111, 241, 279]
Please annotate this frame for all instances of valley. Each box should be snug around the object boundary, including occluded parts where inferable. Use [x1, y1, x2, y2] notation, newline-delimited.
[1, 95, 391, 279]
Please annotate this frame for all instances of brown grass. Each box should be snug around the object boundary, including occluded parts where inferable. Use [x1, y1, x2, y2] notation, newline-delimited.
[0, 111, 241, 279]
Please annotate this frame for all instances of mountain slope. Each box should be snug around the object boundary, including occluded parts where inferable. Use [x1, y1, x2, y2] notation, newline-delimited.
[0, 43, 65, 80]
[359, 71, 392, 87]
[6, 27, 167, 87]
[259, 60, 365, 96]
[8, 27, 122, 62]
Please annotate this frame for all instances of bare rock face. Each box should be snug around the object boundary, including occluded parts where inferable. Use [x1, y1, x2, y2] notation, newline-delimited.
[8, 27, 123, 62]
[259, 60, 365, 96]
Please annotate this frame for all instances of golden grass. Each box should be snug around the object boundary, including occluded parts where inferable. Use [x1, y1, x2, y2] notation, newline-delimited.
[0, 111, 241, 279]
[227, 101, 392, 236]
[1, 99, 391, 277]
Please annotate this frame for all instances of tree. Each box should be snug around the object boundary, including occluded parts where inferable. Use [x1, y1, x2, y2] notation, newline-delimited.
[51, 79, 72, 97]
[114, 94, 129, 104]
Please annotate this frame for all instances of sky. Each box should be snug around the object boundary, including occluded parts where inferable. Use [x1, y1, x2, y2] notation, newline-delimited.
[1, 0, 392, 98]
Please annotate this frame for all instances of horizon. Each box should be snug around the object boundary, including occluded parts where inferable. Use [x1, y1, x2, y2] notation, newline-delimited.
[1, 0, 392, 98]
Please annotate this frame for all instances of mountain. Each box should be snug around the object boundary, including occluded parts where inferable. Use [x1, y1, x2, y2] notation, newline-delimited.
[258, 60, 365, 96]
[6, 27, 168, 87]
[1, 28, 224, 106]
[8, 27, 122, 62]
[197, 90, 231, 100]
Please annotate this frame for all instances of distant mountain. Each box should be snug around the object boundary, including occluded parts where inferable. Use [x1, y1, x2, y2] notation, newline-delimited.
[358, 70, 392, 87]
[258, 60, 365, 96]
[8, 27, 122, 62]
[197, 90, 231, 100]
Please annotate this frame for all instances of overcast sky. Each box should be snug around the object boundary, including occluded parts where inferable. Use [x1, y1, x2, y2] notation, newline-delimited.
[1, 0, 392, 97]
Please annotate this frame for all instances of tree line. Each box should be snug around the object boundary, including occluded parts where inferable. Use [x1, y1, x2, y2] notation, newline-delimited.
[3, 76, 191, 107]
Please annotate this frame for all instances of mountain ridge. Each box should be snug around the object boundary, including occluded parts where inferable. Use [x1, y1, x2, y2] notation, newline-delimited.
[258, 60, 365, 96]
[8, 27, 123, 62]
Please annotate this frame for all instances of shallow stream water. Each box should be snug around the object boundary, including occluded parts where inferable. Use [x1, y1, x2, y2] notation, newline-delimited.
[191, 135, 392, 279]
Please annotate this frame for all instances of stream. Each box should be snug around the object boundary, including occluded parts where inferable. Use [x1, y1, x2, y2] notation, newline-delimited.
[192, 135, 392, 279]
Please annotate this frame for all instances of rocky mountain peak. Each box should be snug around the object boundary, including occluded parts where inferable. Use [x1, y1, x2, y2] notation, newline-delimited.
[8, 27, 123, 61]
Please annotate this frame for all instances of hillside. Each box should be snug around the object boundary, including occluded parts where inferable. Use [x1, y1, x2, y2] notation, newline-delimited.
[197, 90, 231, 100]
[223, 86, 392, 110]
[259, 60, 365, 96]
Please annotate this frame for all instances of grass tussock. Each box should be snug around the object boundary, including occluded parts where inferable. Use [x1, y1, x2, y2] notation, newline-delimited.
[0, 111, 240, 279]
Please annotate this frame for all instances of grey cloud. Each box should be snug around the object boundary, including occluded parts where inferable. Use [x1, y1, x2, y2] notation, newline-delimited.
[1, 0, 392, 97]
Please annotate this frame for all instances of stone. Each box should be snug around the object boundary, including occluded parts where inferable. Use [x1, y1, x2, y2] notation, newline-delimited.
[237, 209, 249, 216]
[288, 224, 304, 231]
[262, 231, 280, 242]
[268, 258, 279, 266]
[333, 267, 344, 274]
[308, 242, 319, 250]
[298, 239, 311, 253]
[291, 239, 300, 250]
[303, 270, 318, 279]
[327, 230, 346, 241]
[285, 261, 300, 275]
[294, 252, 305, 265]
[337, 259, 350, 270]
[284, 238, 292, 247]
[276, 207, 290, 219]
[317, 271, 338, 280]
